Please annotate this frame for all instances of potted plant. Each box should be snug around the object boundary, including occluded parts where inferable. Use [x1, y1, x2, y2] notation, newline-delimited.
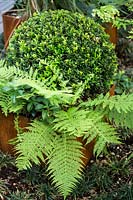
[3, 9, 118, 157]
[1, 10, 133, 198]
[2, 0, 27, 48]
[2, 0, 52, 49]
[0, 62, 132, 199]
[6, 10, 118, 97]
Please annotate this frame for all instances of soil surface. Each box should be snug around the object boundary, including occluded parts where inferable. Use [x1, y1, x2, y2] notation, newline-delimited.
[0, 133, 133, 200]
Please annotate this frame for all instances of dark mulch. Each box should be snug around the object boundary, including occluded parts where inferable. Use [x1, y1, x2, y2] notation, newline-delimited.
[0, 133, 133, 200]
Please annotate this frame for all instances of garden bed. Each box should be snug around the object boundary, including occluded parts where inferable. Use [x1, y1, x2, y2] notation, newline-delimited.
[0, 132, 132, 200]
[0, 5, 132, 200]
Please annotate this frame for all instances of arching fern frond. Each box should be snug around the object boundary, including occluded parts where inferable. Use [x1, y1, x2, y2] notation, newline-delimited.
[107, 109, 133, 129]
[0, 64, 38, 82]
[14, 120, 55, 170]
[47, 133, 84, 199]
[11, 78, 73, 101]
[82, 93, 133, 129]
[0, 64, 70, 97]
[87, 93, 133, 113]
[0, 92, 25, 116]
[53, 107, 120, 157]
[13, 106, 121, 198]
[0, 64, 73, 114]
[13, 119, 85, 198]
[53, 107, 95, 137]
[87, 121, 120, 156]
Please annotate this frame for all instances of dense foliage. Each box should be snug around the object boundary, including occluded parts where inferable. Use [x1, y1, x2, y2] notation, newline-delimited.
[0, 1, 132, 199]
[0, 62, 133, 198]
[0, 146, 132, 200]
[6, 10, 117, 96]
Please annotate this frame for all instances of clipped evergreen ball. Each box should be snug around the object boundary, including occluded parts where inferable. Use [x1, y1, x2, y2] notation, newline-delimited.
[6, 10, 117, 96]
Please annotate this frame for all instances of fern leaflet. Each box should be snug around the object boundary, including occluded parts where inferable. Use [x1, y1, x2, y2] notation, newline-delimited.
[82, 93, 133, 129]
[87, 93, 133, 113]
[106, 109, 133, 129]
[14, 120, 54, 170]
[53, 107, 102, 137]
[0, 92, 25, 115]
[53, 108, 120, 156]
[47, 133, 84, 199]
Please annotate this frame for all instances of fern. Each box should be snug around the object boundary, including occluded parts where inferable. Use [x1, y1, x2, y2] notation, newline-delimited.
[99, 93, 132, 113]
[53, 107, 94, 137]
[85, 93, 133, 112]
[14, 119, 85, 198]
[0, 63, 70, 97]
[14, 107, 120, 197]
[14, 120, 55, 170]
[53, 108, 120, 156]
[90, 122, 120, 156]
[12, 101, 121, 198]
[83, 93, 133, 129]
[0, 92, 25, 116]
[107, 109, 133, 129]
[47, 133, 84, 199]
[0, 65, 73, 115]
[0, 65, 37, 83]
[1, 62, 131, 198]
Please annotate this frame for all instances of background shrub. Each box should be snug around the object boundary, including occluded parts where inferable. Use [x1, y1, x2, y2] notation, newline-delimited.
[6, 10, 117, 96]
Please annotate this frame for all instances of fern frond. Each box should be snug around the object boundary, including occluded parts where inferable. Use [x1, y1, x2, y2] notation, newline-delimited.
[107, 109, 133, 129]
[0, 64, 38, 82]
[53, 107, 100, 137]
[14, 120, 54, 170]
[0, 93, 12, 116]
[12, 78, 73, 99]
[14, 119, 85, 198]
[80, 112, 121, 156]
[83, 93, 133, 129]
[0, 64, 74, 114]
[92, 122, 120, 156]
[0, 64, 72, 98]
[53, 108, 120, 157]
[88, 93, 133, 113]
[47, 133, 84, 198]
[0, 92, 25, 115]
[54, 107, 120, 156]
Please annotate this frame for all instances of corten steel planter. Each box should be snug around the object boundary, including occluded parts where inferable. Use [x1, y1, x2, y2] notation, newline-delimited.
[0, 110, 95, 165]
[0, 111, 29, 155]
[2, 10, 117, 49]
[77, 137, 95, 166]
[104, 23, 117, 46]
[0, 87, 115, 163]
[2, 9, 26, 49]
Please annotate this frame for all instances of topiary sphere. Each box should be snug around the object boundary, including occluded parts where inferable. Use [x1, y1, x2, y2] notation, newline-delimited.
[6, 10, 117, 96]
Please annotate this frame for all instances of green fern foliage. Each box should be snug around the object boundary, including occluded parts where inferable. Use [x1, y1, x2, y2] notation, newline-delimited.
[14, 120, 85, 198]
[83, 93, 133, 129]
[90, 93, 133, 113]
[107, 109, 133, 129]
[47, 133, 84, 199]
[53, 107, 94, 137]
[53, 107, 120, 156]
[0, 63, 37, 83]
[14, 121, 54, 170]
[0, 64, 72, 100]
[0, 64, 73, 115]
[92, 122, 120, 156]
[0, 62, 132, 198]
[0, 92, 25, 116]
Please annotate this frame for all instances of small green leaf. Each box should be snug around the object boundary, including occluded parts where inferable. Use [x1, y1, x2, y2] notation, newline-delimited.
[27, 102, 33, 112]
